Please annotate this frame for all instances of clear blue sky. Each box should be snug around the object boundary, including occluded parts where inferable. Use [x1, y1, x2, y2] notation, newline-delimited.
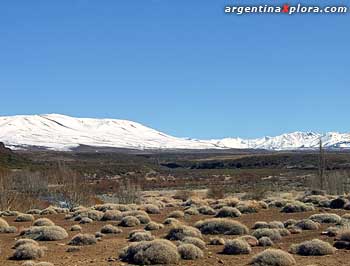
[0, 0, 349, 139]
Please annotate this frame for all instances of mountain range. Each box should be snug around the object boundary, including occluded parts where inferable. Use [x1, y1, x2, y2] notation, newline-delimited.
[0, 114, 349, 151]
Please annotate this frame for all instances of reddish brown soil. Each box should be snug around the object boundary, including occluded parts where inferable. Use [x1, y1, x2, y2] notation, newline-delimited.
[1, 208, 350, 266]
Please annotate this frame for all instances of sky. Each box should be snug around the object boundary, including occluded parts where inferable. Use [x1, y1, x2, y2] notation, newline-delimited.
[0, 0, 349, 139]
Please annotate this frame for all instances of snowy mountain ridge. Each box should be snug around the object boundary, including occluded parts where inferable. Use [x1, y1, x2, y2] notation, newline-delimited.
[0, 114, 349, 151]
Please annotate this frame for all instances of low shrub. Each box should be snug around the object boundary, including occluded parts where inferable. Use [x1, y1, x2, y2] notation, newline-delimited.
[281, 201, 314, 213]
[209, 237, 225, 245]
[295, 219, 319, 230]
[309, 213, 341, 224]
[70, 225, 82, 231]
[259, 237, 273, 247]
[13, 239, 39, 249]
[198, 206, 216, 215]
[68, 234, 97, 246]
[15, 214, 35, 222]
[252, 228, 282, 241]
[223, 239, 251, 255]
[20, 226, 68, 241]
[145, 222, 164, 231]
[184, 207, 199, 216]
[182, 236, 206, 249]
[101, 210, 122, 221]
[178, 243, 203, 260]
[253, 221, 269, 229]
[215, 207, 241, 218]
[143, 204, 160, 214]
[239, 235, 259, 247]
[289, 239, 335, 256]
[195, 218, 249, 235]
[33, 218, 55, 227]
[163, 218, 181, 226]
[12, 243, 45, 260]
[136, 214, 151, 224]
[100, 224, 122, 234]
[120, 239, 180, 265]
[129, 231, 154, 242]
[79, 217, 93, 224]
[167, 210, 185, 219]
[120, 216, 141, 227]
[250, 249, 296, 266]
[166, 225, 202, 241]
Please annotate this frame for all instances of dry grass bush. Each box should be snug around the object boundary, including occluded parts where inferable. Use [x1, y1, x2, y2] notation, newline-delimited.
[284, 219, 297, 228]
[15, 214, 35, 222]
[33, 218, 54, 227]
[281, 201, 314, 213]
[278, 228, 291, 237]
[259, 236, 274, 247]
[184, 207, 199, 216]
[120, 216, 141, 227]
[101, 210, 122, 221]
[20, 226, 68, 241]
[250, 249, 296, 266]
[198, 205, 217, 215]
[209, 237, 225, 245]
[173, 190, 195, 201]
[21, 262, 54, 266]
[143, 204, 160, 214]
[236, 201, 262, 214]
[295, 219, 319, 230]
[13, 239, 39, 249]
[207, 185, 225, 199]
[120, 239, 180, 265]
[252, 228, 282, 241]
[178, 243, 204, 260]
[215, 207, 241, 218]
[195, 218, 249, 235]
[136, 214, 151, 224]
[68, 233, 97, 246]
[12, 243, 45, 260]
[122, 210, 149, 218]
[163, 218, 181, 226]
[268, 221, 285, 229]
[181, 236, 206, 249]
[85, 210, 104, 221]
[253, 221, 269, 229]
[93, 203, 131, 212]
[100, 224, 122, 234]
[309, 213, 341, 224]
[1, 210, 20, 216]
[144, 222, 164, 231]
[183, 197, 208, 207]
[79, 217, 93, 224]
[330, 197, 348, 209]
[289, 239, 335, 256]
[166, 225, 202, 240]
[70, 224, 82, 231]
[223, 239, 251, 255]
[0, 217, 10, 230]
[40, 207, 57, 215]
[167, 210, 185, 219]
[129, 231, 155, 242]
[336, 228, 350, 242]
[239, 235, 259, 247]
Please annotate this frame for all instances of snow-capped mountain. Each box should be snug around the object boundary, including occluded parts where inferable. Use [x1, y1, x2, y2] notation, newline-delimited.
[0, 114, 349, 151]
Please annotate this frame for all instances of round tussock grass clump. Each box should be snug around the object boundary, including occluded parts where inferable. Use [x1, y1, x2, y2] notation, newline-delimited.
[22, 262, 54, 266]
[281, 201, 314, 213]
[239, 235, 259, 247]
[178, 243, 204, 260]
[13, 239, 39, 249]
[26, 209, 41, 215]
[100, 224, 122, 234]
[163, 218, 181, 226]
[223, 239, 251, 255]
[253, 221, 269, 229]
[288, 226, 302, 235]
[289, 239, 335, 256]
[85, 210, 104, 221]
[295, 219, 319, 230]
[268, 221, 285, 229]
[252, 228, 282, 241]
[143, 204, 160, 214]
[198, 205, 216, 215]
[15, 214, 35, 222]
[101, 210, 122, 221]
[215, 207, 241, 218]
[79, 217, 93, 224]
[12, 243, 45, 260]
[0, 217, 10, 232]
[136, 214, 151, 224]
[33, 218, 54, 227]
[166, 225, 202, 241]
[250, 249, 296, 266]
[70, 225, 82, 232]
[95, 231, 104, 238]
[129, 231, 155, 242]
[259, 237, 274, 247]
[236, 201, 261, 214]
[167, 210, 185, 219]
[20, 226, 68, 241]
[330, 197, 348, 209]
[195, 218, 249, 235]
[120, 239, 180, 265]
[145, 222, 164, 231]
[209, 237, 225, 245]
[337, 228, 350, 242]
[68, 233, 97, 246]
[40, 207, 57, 215]
[184, 207, 199, 216]
[120, 216, 141, 227]
[278, 228, 291, 237]
[182, 236, 206, 249]
[309, 213, 341, 224]
[284, 219, 297, 228]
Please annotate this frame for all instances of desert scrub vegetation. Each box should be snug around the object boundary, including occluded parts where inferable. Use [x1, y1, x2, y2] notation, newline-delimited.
[239, 235, 259, 247]
[165, 225, 202, 240]
[20, 225, 68, 241]
[215, 206, 241, 218]
[281, 201, 314, 213]
[259, 236, 274, 247]
[101, 210, 122, 221]
[144, 221, 164, 231]
[119, 216, 141, 227]
[294, 219, 320, 230]
[163, 217, 181, 226]
[289, 239, 335, 256]
[252, 228, 282, 241]
[13, 239, 39, 249]
[209, 237, 225, 245]
[178, 243, 204, 260]
[11, 243, 45, 260]
[15, 213, 35, 222]
[250, 249, 296, 266]
[195, 218, 249, 235]
[21, 262, 54, 266]
[100, 224, 122, 234]
[33, 218, 55, 227]
[143, 204, 160, 214]
[70, 224, 82, 231]
[198, 205, 216, 215]
[223, 239, 252, 255]
[184, 207, 199, 215]
[181, 236, 206, 249]
[167, 210, 185, 218]
[173, 190, 195, 201]
[68, 233, 97, 246]
[309, 213, 341, 224]
[129, 231, 155, 242]
[120, 239, 180, 265]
